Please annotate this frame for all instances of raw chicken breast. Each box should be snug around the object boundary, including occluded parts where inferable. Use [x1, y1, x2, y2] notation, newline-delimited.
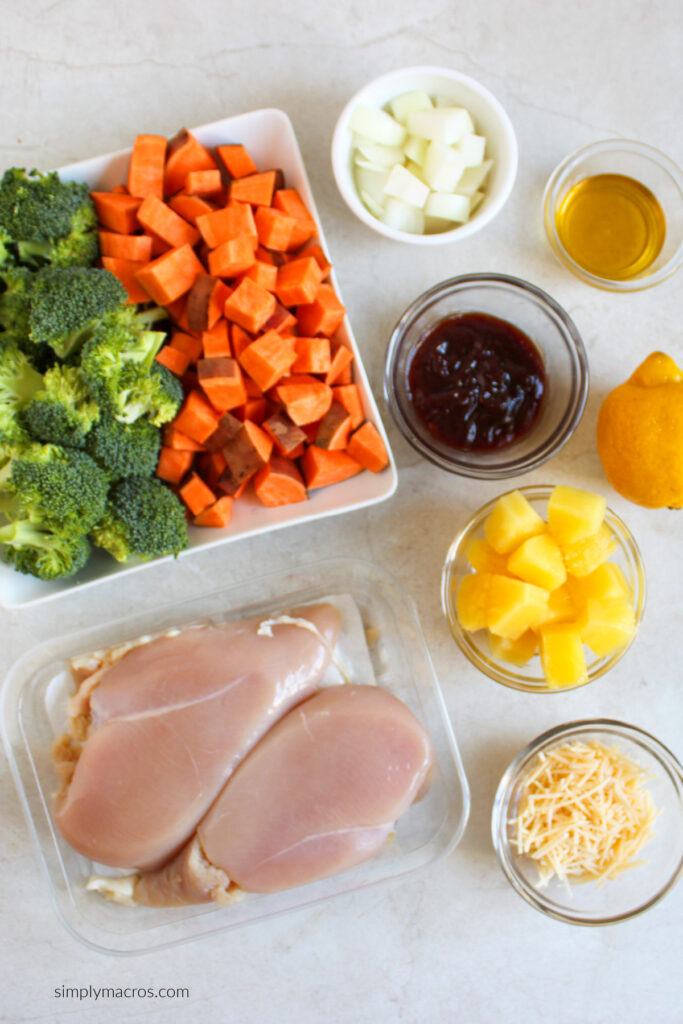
[55, 603, 341, 871]
[133, 684, 433, 905]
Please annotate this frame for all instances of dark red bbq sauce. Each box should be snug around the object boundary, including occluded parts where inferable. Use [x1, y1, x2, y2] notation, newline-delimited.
[408, 312, 546, 451]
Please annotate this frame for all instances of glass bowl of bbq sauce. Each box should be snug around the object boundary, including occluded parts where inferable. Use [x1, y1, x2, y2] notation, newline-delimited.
[384, 274, 589, 479]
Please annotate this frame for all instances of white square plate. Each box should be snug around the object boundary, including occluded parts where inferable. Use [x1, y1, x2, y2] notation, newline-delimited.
[0, 110, 397, 607]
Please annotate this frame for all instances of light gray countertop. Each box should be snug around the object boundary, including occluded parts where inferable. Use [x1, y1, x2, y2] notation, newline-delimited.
[1, 1, 681, 1021]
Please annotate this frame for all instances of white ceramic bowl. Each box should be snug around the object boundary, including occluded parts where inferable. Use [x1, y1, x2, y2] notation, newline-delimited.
[331, 66, 518, 245]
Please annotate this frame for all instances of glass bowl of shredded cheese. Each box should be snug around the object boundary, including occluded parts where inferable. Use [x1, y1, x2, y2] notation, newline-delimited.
[492, 720, 683, 924]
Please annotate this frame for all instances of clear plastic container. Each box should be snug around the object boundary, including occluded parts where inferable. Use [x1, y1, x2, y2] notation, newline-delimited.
[1, 558, 469, 955]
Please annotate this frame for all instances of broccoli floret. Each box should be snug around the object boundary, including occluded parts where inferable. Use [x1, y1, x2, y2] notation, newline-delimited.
[0, 268, 54, 370]
[0, 267, 56, 371]
[0, 266, 33, 335]
[0, 340, 43, 406]
[34, 226, 99, 269]
[0, 168, 98, 269]
[0, 444, 109, 535]
[91, 476, 188, 562]
[0, 227, 12, 268]
[0, 340, 44, 443]
[0, 518, 90, 580]
[80, 307, 179, 426]
[27, 266, 128, 359]
[21, 364, 99, 447]
[85, 415, 161, 479]
[114, 362, 183, 427]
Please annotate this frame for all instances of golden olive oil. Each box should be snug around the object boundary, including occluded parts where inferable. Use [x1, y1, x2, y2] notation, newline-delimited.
[555, 174, 666, 280]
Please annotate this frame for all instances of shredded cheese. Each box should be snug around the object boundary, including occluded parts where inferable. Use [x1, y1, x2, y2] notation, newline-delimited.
[513, 740, 658, 888]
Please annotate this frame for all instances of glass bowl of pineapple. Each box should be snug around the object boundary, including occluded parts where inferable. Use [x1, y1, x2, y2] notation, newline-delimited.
[441, 485, 646, 692]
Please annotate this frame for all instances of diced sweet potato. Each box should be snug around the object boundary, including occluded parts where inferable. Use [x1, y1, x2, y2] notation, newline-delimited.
[253, 456, 308, 507]
[262, 410, 307, 455]
[218, 421, 274, 494]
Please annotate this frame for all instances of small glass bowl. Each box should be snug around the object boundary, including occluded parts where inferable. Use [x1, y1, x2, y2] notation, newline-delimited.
[491, 720, 683, 925]
[384, 275, 588, 479]
[543, 139, 683, 291]
[441, 485, 646, 693]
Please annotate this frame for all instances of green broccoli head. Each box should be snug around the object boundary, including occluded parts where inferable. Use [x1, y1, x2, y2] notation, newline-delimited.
[28, 266, 128, 359]
[85, 414, 161, 479]
[91, 476, 188, 562]
[113, 362, 183, 427]
[80, 308, 179, 426]
[0, 168, 98, 269]
[0, 265, 33, 335]
[42, 228, 100, 269]
[20, 364, 100, 447]
[0, 444, 109, 535]
[0, 406, 29, 447]
[0, 518, 90, 580]
[0, 341, 44, 445]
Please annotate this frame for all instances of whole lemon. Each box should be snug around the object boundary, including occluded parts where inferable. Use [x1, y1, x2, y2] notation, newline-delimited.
[597, 352, 683, 508]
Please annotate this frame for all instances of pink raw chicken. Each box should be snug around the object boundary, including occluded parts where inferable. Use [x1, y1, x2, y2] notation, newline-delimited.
[133, 684, 434, 906]
[55, 604, 341, 871]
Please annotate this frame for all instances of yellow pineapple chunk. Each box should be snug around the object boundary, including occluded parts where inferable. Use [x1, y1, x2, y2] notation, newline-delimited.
[487, 574, 549, 640]
[560, 524, 617, 577]
[456, 573, 492, 632]
[547, 485, 606, 544]
[489, 629, 539, 666]
[567, 563, 631, 608]
[484, 490, 545, 554]
[540, 623, 587, 688]
[465, 538, 511, 575]
[579, 598, 636, 657]
[540, 583, 576, 624]
[508, 532, 567, 590]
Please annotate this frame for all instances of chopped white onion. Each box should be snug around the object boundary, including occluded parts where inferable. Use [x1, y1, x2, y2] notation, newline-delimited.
[349, 105, 406, 146]
[433, 99, 475, 132]
[404, 159, 428, 184]
[424, 191, 471, 222]
[381, 197, 425, 233]
[360, 189, 385, 219]
[455, 133, 487, 168]
[347, 93, 493, 234]
[353, 136, 406, 168]
[454, 159, 494, 196]
[389, 90, 433, 124]
[383, 164, 429, 208]
[424, 214, 457, 234]
[405, 107, 470, 144]
[354, 164, 390, 208]
[403, 135, 428, 165]
[422, 141, 465, 193]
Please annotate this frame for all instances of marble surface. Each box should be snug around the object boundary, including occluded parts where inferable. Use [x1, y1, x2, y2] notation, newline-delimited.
[1, 1, 682, 1021]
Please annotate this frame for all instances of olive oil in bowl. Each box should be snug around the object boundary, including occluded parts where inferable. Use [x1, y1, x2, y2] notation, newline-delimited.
[555, 174, 666, 281]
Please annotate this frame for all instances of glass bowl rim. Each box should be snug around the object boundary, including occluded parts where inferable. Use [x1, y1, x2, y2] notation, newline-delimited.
[542, 138, 683, 292]
[440, 484, 647, 693]
[384, 273, 589, 479]
[491, 717, 683, 925]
